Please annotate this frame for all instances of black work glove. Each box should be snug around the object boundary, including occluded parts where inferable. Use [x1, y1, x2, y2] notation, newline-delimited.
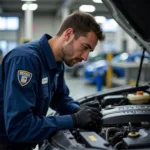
[72, 106, 102, 129]
[73, 101, 101, 113]
[86, 118, 102, 133]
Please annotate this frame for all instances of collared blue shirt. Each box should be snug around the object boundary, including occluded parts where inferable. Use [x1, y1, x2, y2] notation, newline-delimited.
[0, 34, 80, 145]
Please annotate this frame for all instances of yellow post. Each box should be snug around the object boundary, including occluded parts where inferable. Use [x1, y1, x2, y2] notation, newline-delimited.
[106, 53, 113, 88]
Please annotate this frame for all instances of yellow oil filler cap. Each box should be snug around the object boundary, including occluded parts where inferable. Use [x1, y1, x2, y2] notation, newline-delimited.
[128, 132, 139, 137]
[127, 91, 150, 104]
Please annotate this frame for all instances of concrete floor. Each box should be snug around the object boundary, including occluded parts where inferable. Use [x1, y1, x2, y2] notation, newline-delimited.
[64, 72, 97, 100]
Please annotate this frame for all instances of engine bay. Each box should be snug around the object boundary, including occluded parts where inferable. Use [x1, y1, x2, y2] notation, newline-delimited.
[76, 89, 150, 150]
[40, 84, 150, 150]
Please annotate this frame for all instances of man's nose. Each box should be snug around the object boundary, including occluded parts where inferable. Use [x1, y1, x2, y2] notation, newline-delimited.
[82, 51, 89, 61]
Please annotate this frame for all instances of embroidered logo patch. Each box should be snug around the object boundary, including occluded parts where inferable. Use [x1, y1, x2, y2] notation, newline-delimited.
[17, 70, 32, 86]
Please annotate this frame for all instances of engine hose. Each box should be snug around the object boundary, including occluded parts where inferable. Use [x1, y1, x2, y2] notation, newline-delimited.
[106, 127, 120, 142]
[114, 141, 123, 150]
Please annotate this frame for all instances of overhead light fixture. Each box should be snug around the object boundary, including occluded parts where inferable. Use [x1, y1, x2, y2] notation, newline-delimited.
[95, 16, 106, 23]
[22, 3, 38, 11]
[93, 0, 103, 3]
[79, 5, 96, 12]
[21, 0, 36, 1]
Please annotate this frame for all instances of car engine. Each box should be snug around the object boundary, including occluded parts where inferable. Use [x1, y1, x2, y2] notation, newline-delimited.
[100, 104, 150, 149]
[71, 91, 150, 150]
[40, 85, 150, 150]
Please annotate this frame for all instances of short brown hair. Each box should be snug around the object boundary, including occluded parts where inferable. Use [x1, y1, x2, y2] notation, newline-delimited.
[56, 11, 105, 41]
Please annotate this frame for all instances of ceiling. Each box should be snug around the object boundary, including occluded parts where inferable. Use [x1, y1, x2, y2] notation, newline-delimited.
[0, 0, 111, 17]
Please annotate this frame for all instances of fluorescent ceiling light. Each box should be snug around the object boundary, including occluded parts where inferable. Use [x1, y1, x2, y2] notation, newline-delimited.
[95, 16, 106, 23]
[22, 3, 38, 11]
[29, 3, 38, 10]
[79, 5, 96, 12]
[93, 0, 103, 3]
[21, 0, 36, 1]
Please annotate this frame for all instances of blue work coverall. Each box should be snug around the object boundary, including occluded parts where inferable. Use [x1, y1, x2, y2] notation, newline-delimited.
[0, 34, 80, 147]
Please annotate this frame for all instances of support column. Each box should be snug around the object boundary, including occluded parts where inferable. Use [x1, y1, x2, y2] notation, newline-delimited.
[24, 2, 33, 40]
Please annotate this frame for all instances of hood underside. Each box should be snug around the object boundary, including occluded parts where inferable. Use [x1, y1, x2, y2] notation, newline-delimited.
[102, 0, 150, 53]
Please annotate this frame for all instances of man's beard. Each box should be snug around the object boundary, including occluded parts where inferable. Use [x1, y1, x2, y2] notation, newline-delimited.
[64, 57, 74, 67]
[62, 47, 75, 67]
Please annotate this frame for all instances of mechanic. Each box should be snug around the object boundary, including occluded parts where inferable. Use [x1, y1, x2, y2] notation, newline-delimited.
[0, 11, 105, 150]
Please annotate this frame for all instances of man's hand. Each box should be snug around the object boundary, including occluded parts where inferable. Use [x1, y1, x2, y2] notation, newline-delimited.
[72, 106, 102, 129]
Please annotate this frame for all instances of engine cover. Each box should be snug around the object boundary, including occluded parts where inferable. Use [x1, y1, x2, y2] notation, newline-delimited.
[101, 105, 150, 125]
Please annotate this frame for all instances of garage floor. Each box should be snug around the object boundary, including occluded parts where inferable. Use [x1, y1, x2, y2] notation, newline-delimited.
[64, 72, 97, 100]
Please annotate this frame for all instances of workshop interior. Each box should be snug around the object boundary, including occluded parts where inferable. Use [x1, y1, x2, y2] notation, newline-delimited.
[0, 0, 150, 150]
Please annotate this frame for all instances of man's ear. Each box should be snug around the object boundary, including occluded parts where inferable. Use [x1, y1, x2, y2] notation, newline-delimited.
[64, 28, 74, 41]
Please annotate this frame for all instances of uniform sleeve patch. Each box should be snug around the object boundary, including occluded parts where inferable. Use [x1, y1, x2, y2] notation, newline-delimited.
[17, 70, 32, 86]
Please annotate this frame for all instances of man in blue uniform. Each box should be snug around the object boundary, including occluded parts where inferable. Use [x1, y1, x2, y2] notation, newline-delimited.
[0, 11, 105, 149]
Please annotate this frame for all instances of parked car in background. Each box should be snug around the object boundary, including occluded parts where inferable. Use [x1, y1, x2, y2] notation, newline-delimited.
[83, 51, 150, 85]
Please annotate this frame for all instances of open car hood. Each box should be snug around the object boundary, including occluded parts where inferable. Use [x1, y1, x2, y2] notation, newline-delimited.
[102, 0, 150, 53]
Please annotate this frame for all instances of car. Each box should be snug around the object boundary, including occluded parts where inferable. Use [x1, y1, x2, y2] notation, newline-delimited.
[40, 0, 150, 150]
[83, 53, 122, 85]
[112, 51, 150, 77]
[83, 51, 150, 88]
